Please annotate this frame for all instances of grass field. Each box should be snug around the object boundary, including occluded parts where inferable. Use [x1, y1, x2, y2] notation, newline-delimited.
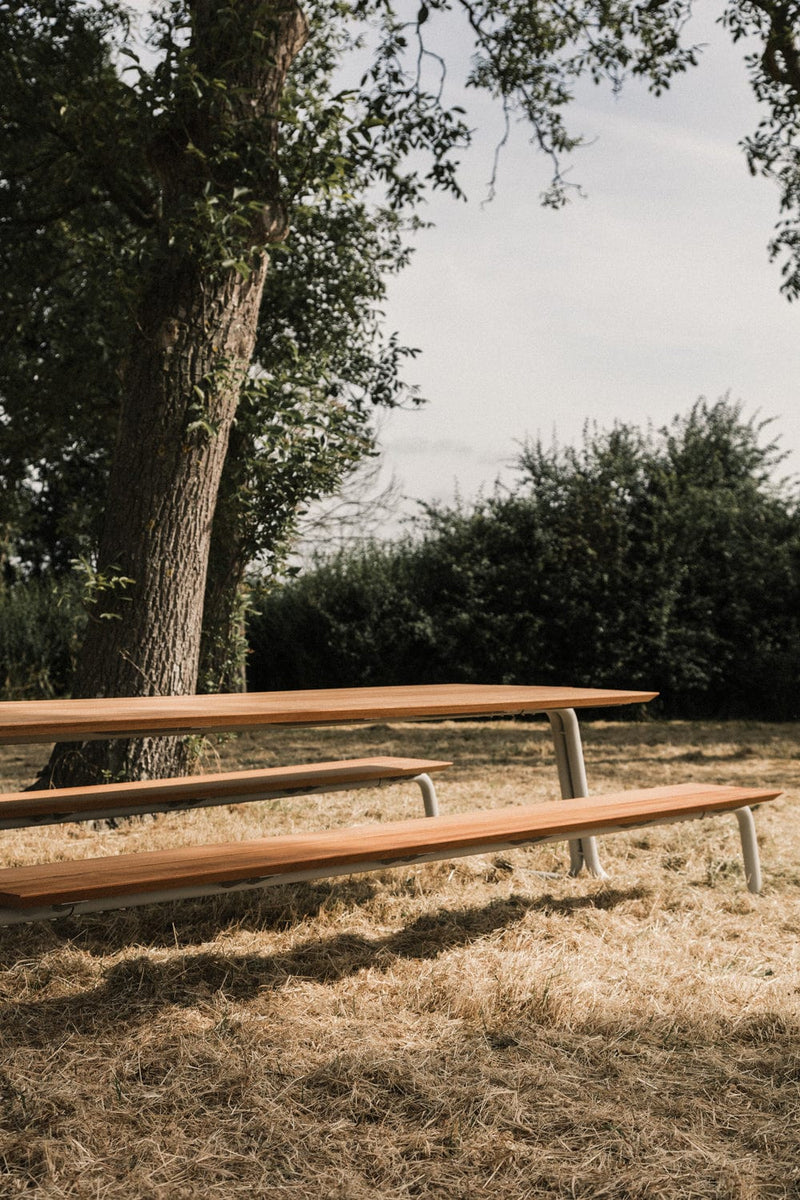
[0, 718, 798, 1199]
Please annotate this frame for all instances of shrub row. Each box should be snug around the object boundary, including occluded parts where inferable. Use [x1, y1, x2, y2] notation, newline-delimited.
[248, 402, 800, 719]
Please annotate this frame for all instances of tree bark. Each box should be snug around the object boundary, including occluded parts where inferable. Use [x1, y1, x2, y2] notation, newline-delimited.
[39, 0, 308, 787]
[198, 429, 251, 695]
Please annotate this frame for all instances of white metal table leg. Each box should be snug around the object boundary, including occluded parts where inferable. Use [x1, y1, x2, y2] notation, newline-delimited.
[546, 708, 608, 879]
[734, 806, 762, 894]
[547, 709, 585, 876]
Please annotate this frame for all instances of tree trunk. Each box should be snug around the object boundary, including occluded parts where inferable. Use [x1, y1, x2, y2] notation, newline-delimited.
[198, 432, 251, 695]
[37, 0, 308, 787]
[44, 260, 268, 785]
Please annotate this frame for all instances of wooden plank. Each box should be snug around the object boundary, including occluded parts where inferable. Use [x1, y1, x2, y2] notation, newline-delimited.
[0, 757, 451, 826]
[0, 783, 779, 907]
[0, 685, 657, 745]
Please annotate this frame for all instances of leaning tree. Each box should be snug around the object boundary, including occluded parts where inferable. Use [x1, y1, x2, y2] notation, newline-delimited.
[1, 5, 422, 697]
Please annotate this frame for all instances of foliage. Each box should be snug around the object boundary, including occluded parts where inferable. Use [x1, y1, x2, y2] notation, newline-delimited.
[0, 578, 85, 699]
[0, 2, 419, 582]
[0, 0, 742, 585]
[249, 399, 800, 719]
[0, 2, 131, 576]
[2, 1, 797, 580]
[723, 0, 800, 298]
[228, 197, 422, 581]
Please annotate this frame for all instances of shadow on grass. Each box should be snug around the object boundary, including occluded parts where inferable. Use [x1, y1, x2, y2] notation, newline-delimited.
[0, 886, 645, 1047]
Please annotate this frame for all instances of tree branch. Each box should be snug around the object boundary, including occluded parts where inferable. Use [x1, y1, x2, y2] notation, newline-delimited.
[753, 1, 800, 96]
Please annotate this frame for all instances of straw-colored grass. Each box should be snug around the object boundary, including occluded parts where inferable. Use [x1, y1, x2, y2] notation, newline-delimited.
[1, 719, 798, 1199]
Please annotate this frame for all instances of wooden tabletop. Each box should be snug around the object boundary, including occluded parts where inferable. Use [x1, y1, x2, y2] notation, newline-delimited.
[0, 684, 657, 745]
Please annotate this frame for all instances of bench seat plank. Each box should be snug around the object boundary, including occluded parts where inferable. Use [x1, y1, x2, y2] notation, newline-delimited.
[0, 783, 779, 908]
[0, 757, 452, 828]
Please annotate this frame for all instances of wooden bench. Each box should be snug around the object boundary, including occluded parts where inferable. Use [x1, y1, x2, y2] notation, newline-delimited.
[0, 782, 780, 924]
[0, 756, 449, 828]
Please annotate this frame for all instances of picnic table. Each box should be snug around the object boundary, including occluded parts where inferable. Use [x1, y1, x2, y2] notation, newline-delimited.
[0, 684, 778, 922]
[0, 682, 651, 873]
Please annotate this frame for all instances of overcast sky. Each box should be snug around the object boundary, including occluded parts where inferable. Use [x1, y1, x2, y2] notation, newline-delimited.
[366, 6, 800, 527]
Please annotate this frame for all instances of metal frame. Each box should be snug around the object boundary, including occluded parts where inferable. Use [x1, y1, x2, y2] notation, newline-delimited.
[546, 708, 608, 878]
[544, 710, 764, 890]
[733, 806, 762, 893]
[414, 773, 439, 818]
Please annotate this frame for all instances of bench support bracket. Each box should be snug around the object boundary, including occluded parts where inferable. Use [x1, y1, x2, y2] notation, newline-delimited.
[413, 774, 439, 818]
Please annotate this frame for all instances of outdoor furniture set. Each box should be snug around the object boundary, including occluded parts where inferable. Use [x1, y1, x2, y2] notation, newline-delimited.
[0, 684, 780, 925]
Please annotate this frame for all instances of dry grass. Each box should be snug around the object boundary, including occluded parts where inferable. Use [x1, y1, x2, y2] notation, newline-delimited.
[0, 718, 798, 1199]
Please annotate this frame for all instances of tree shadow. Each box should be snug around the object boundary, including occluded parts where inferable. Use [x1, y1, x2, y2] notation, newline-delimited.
[0, 885, 644, 1048]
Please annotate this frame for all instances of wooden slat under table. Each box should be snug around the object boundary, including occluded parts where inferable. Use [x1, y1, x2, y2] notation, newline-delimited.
[0, 684, 657, 745]
[0, 758, 452, 827]
[0, 784, 778, 908]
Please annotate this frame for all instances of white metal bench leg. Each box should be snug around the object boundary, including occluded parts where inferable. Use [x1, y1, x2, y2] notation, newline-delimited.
[546, 708, 608, 879]
[734, 806, 762, 894]
[414, 773, 439, 817]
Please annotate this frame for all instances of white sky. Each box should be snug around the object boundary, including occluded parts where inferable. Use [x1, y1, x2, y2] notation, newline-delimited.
[369, 6, 800, 526]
